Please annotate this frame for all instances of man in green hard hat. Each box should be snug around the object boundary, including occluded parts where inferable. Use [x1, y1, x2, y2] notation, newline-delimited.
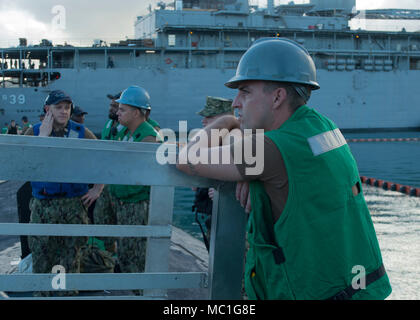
[177, 38, 392, 300]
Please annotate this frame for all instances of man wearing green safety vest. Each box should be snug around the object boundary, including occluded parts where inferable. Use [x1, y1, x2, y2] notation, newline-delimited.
[87, 92, 127, 269]
[102, 91, 160, 141]
[177, 38, 392, 300]
[80, 92, 125, 274]
[99, 86, 162, 289]
[101, 92, 126, 140]
[20, 116, 32, 135]
[92, 91, 162, 274]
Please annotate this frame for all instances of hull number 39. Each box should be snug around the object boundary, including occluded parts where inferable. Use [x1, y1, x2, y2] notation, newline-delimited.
[2, 94, 26, 105]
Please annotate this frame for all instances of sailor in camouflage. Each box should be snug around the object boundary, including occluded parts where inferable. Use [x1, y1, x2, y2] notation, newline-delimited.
[111, 86, 161, 279]
[26, 90, 102, 296]
[92, 185, 118, 254]
[29, 198, 89, 276]
[87, 92, 125, 263]
[93, 90, 160, 256]
[113, 199, 149, 274]
[79, 236, 116, 274]
[93, 86, 161, 295]
[197, 96, 234, 118]
[194, 96, 234, 250]
[80, 186, 117, 274]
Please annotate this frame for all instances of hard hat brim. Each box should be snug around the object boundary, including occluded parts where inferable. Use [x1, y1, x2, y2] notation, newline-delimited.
[115, 98, 151, 110]
[225, 38, 321, 91]
[225, 75, 320, 90]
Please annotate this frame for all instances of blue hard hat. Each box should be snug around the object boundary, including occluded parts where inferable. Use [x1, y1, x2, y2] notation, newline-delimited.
[116, 86, 151, 110]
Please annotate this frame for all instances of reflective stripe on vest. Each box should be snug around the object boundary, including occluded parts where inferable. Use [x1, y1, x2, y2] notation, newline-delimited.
[245, 105, 392, 300]
[307, 128, 347, 156]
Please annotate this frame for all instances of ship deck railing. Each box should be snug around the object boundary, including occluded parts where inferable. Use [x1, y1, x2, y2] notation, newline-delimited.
[0, 135, 247, 300]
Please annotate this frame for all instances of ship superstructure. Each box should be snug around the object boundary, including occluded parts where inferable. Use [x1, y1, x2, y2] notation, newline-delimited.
[1, 0, 419, 132]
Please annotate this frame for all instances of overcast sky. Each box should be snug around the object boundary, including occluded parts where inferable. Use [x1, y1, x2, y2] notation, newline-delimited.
[0, 0, 419, 47]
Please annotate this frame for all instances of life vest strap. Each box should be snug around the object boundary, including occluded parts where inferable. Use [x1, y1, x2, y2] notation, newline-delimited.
[327, 263, 386, 300]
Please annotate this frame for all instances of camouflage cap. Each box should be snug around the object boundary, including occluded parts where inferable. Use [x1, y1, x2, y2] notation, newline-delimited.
[197, 96, 233, 117]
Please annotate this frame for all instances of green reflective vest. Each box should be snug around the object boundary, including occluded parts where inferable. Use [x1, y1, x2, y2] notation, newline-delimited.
[245, 105, 392, 300]
[87, 236, 106, 251]
[101, 118, 159, 141]
[101, 119, 126, 141]
[22, 123, 32, 132]
[109, 121, 162, 203]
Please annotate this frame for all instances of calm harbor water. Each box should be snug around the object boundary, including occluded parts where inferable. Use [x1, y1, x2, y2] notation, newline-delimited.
[173, 130, 420, 300]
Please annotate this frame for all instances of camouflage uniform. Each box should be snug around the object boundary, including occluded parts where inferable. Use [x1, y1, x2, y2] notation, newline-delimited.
[89, 108, 126, 263]
[90, 118, 160, 273]
[28, 197, 89, 296]
[82, 97, 125, 273]
[92, 185, 118, 253]
[95, 121, 160, 282]
[27, 90, 98, 297]
[90, 184, 149, 296]
[113, 199, 149, 274]
[93, 185, 149, 273]
[79, 237, 115, 274]
[197, 96, 234, 117]
[195, 96, 233, 249]
[197, 97, 249, 297]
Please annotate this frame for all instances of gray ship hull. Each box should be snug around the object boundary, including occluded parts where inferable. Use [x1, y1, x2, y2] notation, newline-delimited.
[1, 68, 419, 134]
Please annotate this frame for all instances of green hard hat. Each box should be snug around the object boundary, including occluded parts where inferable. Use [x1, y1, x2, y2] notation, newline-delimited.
[116, 85, 151, 110]
[197, 96, 233, 117]
[225, 38, 320, 90]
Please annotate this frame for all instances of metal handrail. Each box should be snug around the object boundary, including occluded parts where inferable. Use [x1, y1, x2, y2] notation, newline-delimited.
[0, 135, 247, 300]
